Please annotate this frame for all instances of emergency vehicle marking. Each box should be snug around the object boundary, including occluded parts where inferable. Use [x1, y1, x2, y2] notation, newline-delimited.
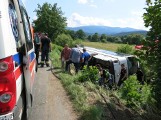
[13, 52, 36, 81]
[14, 66, 22, 80]
[28, 51, 35, 63]
[13, 53, 22, 66]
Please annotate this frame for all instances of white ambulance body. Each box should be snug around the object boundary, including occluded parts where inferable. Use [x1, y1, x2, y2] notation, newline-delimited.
[0, 0, 36, 120]
[80, 46, 138, 84]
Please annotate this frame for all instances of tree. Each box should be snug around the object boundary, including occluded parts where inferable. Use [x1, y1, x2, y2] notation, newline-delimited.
[87, 35, 92, 41]
[143, 0, 161, 108]
[126, 34, 144, 45]
[33, 3, 67, 41]
[100, 34, 107, 42]
[65, 30, 76, 40]
[91, 33, 99, 42]
[107, 36, 115, 42]
[75, 29, 86, 40]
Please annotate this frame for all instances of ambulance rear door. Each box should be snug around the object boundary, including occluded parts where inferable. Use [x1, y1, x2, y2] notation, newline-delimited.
[16, 0, 36, 114]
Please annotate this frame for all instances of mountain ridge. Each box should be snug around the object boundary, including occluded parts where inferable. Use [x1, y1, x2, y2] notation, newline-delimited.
[66, 25, 147, 36]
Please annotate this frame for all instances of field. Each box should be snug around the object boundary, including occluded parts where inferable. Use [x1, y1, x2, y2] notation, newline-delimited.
[81, 41, 135, 52]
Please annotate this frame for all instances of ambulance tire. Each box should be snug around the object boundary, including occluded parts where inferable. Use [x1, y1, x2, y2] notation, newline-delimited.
[13, 90, 27, 120]
[21, 91, 28, 120]
[36, 60, 38, 72]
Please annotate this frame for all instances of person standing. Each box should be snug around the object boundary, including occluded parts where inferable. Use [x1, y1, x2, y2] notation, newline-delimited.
[60, 44, 71, 70]
[34, 33, 40, 65]
[136, 67, 144, 85]
[80, 48, 91, 69]
[40, 33, 51, 67]
[66, 45, 81, 73]
[117, 64, 127, 87]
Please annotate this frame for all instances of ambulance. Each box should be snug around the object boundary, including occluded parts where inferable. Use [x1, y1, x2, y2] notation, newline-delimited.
[0, 0, 36, 120]
[79, 46, 139, 84]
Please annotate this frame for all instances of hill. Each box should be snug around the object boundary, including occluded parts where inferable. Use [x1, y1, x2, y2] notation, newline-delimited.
[66, 25, 147, 36]
[113, 30, 147, 36]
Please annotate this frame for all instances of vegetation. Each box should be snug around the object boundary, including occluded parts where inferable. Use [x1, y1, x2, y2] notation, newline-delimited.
[82, 41, 135, 52]
[143, 0, 161, 109]
[117, 44, 134, 54]
[33, 3, 67, 40]
[50, 43, 161, 119]
[67, 29, 145, 45]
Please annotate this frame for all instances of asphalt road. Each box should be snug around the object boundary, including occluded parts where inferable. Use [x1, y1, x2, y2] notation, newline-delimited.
[28, 65, 77, 120]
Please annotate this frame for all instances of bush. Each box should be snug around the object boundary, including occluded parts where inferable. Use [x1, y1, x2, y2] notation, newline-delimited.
[117, 44, 134, 54]
[55, 33, 73, 47]
[78, 66, 99, 83]
[71, 38, 82, 47]
[119, 75, 152, 108]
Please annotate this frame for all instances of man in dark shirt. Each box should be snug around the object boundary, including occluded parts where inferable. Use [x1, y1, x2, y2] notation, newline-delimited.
[40, 33, 51, 67]
[34, 33, 40, 64]
[117, 64, 127, 87]
[136, 68, 144, 85]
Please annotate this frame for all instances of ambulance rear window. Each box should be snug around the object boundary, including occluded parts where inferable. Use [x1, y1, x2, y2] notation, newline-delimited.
[9, 3, 19, 42]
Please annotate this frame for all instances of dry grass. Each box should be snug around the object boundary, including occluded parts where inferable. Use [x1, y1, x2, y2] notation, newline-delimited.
[82, 41, 134, 52]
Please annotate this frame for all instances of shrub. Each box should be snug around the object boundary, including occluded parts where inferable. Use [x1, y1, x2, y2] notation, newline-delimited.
[117, 44, 134, 54]
[119, 75, 152, 108]
[54, 33, 73, 47]
[78, 66, 99, 83]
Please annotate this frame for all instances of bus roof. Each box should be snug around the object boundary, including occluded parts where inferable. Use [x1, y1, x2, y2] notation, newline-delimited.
[79, 46, 134, 62]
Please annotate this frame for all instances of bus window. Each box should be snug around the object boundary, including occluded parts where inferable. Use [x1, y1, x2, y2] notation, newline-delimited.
[127, 57, 138, 75]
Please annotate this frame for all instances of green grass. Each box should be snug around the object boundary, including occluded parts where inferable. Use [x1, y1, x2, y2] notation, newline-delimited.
[50, 45, 105, 119]
[82, 41, 135, 52]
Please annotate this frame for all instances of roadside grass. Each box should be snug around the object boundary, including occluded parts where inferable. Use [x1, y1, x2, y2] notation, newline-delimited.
[50, 43, 136, 120]
[57, 72, 106, 120]
[50, 44, 108, 119]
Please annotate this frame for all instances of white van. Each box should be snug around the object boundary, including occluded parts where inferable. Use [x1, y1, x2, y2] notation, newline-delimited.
[0, 0, 36, 120]
[79, 46, 138, 84]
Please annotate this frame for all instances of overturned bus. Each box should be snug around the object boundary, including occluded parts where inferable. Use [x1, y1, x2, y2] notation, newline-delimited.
[80, 46, 139, 84]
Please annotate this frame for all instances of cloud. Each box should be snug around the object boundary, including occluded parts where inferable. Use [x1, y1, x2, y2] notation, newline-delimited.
[67, 13, 148, 30]
[22, 0, 26, 5]
[104, 0, 115, 2]
[78, 0, 98, 8]
[68, 13, 112, 27]
[78, 0, 88, 4]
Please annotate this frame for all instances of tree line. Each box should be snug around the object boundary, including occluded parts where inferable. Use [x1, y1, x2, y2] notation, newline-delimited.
[66, 29, 145, 45]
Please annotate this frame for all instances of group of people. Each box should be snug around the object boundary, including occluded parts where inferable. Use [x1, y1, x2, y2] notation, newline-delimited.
[34, 32, 51, 67]
[60, 44, 91, 73]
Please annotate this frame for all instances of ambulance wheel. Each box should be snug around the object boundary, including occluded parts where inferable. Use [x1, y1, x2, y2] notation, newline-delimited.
[36, 60, 38, 72]
[13, 91, 27, 120]
[21, 91, 28, 120]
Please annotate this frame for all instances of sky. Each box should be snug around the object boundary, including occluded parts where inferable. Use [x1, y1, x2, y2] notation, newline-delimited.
[22, 0, 148, 30]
